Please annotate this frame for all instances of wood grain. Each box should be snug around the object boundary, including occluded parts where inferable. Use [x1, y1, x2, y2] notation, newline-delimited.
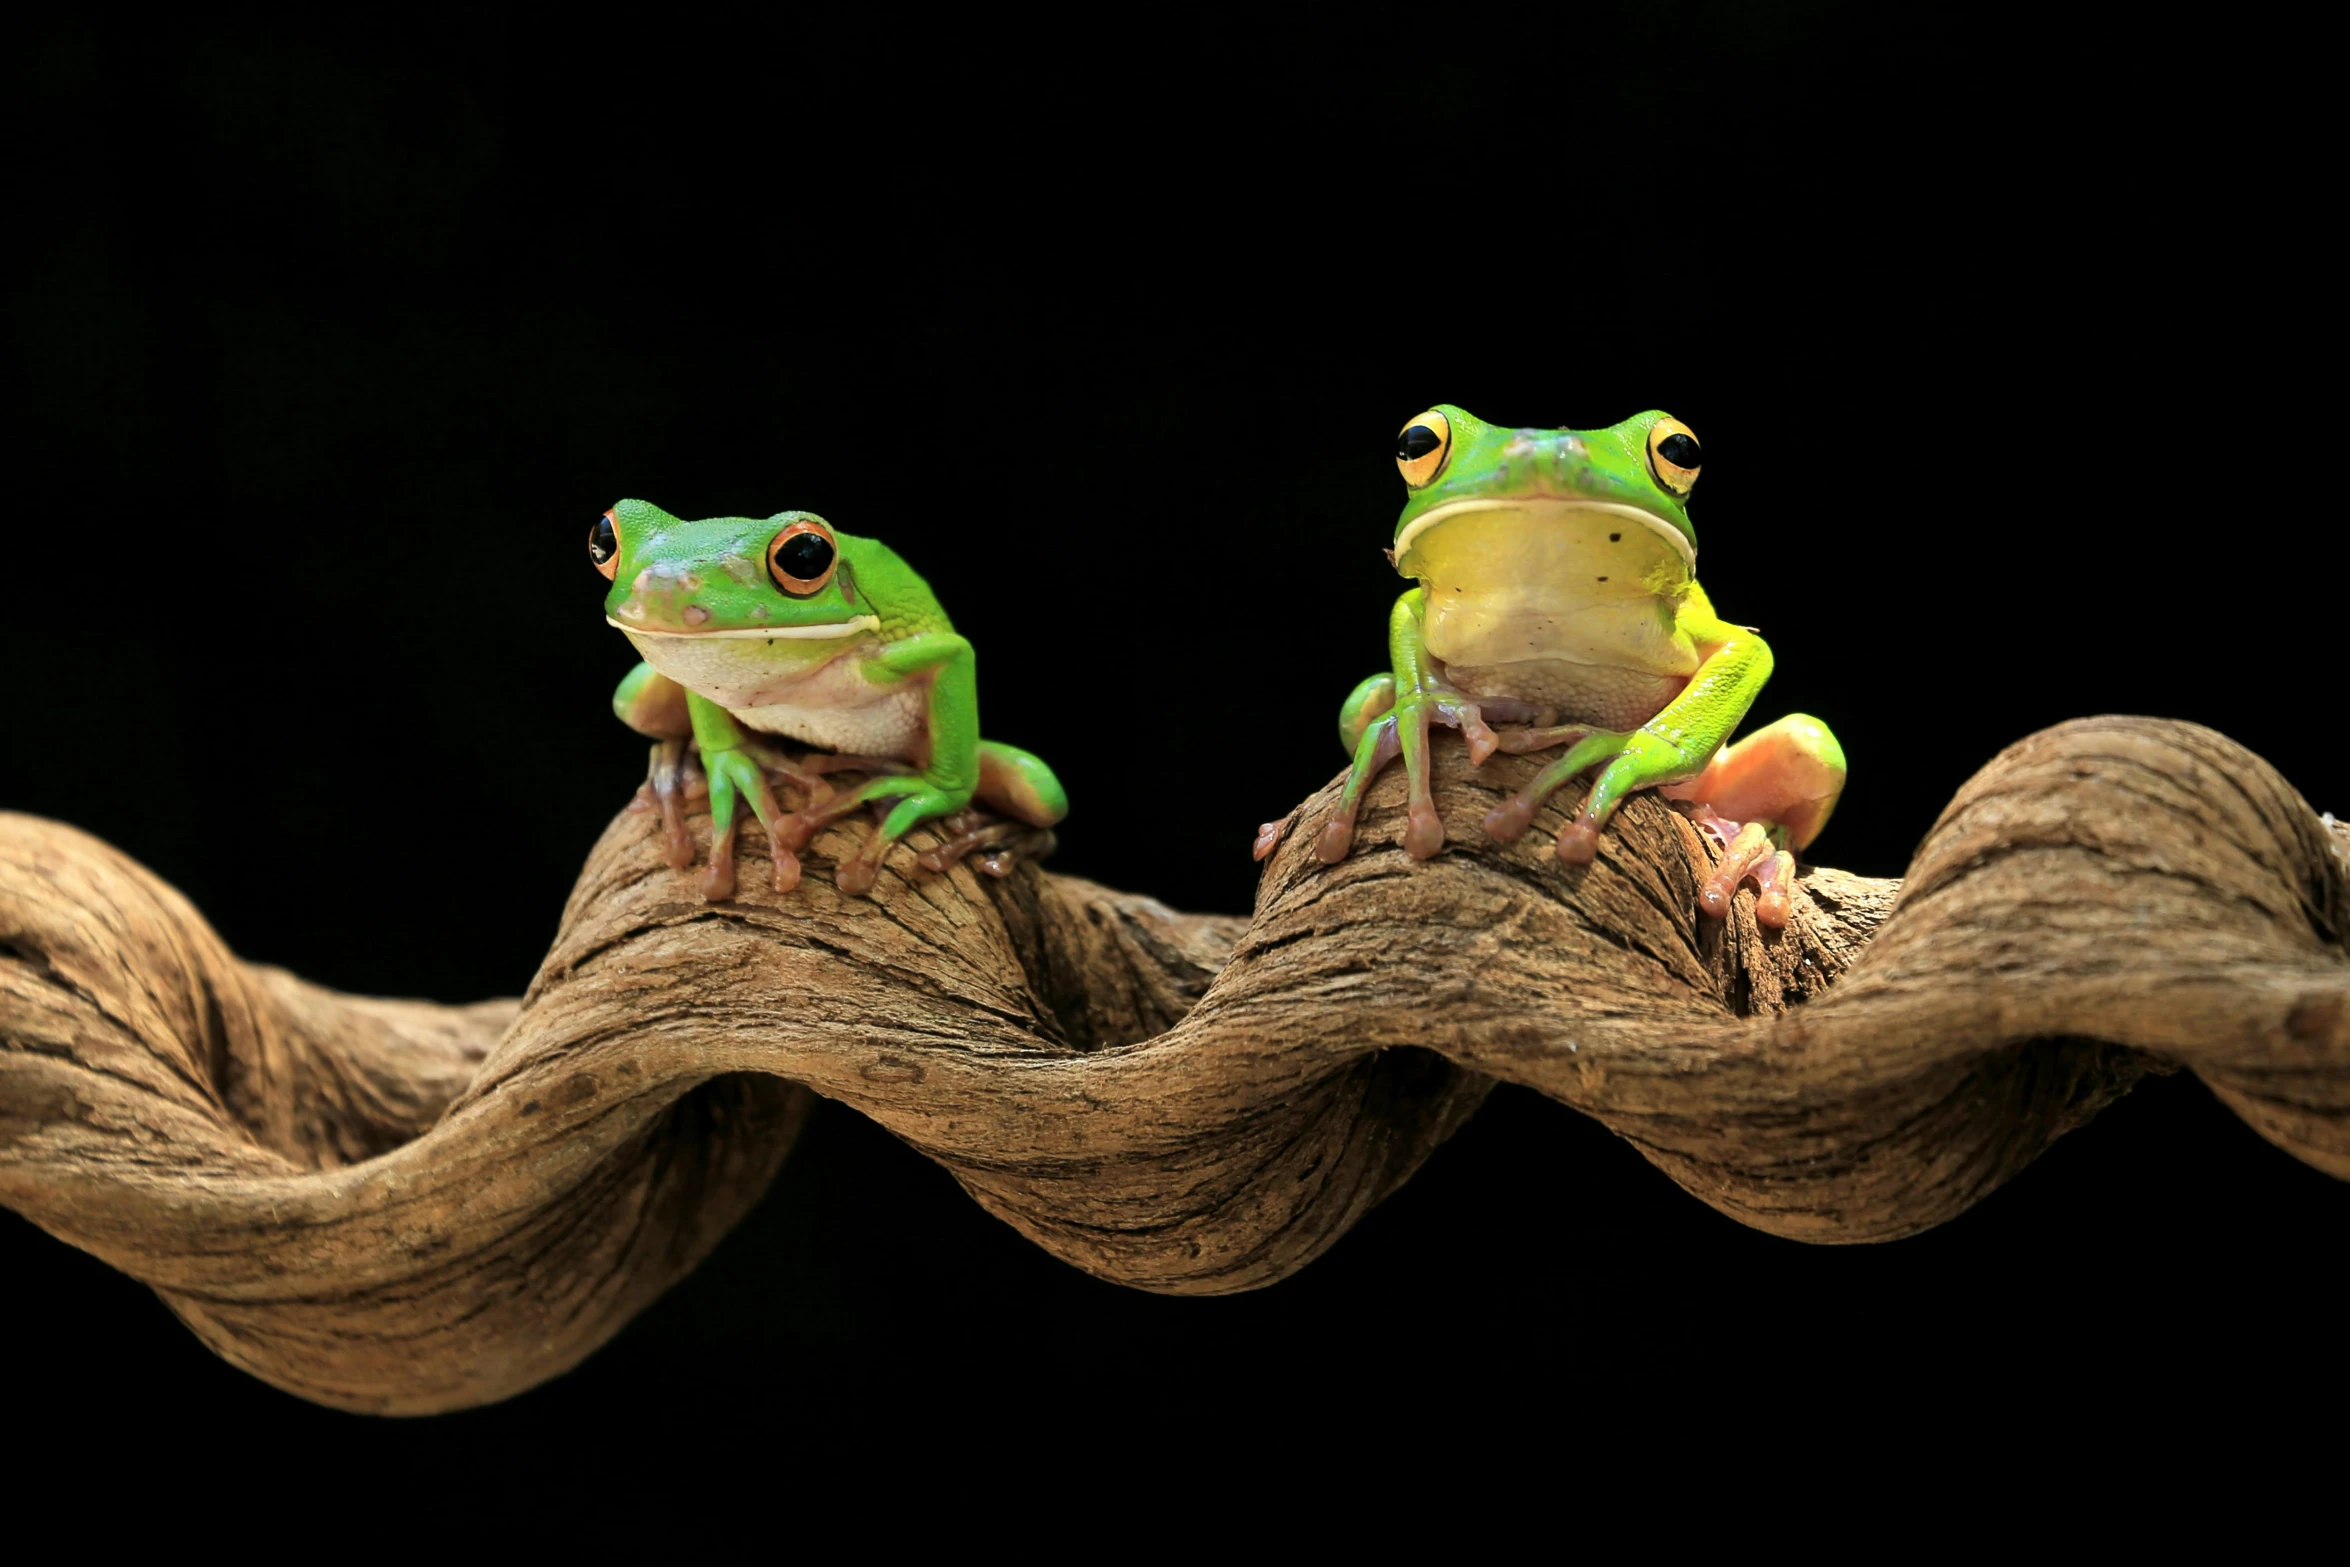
[3, 716, 2344, 1412]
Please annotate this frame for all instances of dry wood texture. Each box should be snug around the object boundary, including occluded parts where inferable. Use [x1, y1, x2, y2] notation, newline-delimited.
[3, 716, 2346, 1413]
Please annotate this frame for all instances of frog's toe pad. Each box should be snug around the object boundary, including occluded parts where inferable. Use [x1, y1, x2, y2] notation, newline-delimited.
[1554, 819, 1600, 865]
[1695, 819, 1801, 929]
[1746, 849, 1801, 928]
[1482, 799, 1536, 844]
[915, 814, 1056, 878]
[974, 828, 1053, 878]
[1754, 860, 1798, 929]
[701, 858, 737, 903]
[1252, 819, 1289, 862]
[1403, 803, 1445, 860]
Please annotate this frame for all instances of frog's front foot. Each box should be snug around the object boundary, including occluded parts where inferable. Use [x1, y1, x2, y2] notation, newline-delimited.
[696, 744, 807, 901]
[765, 773, 967, 897]
[632, 740, 841, 898]
[1313, 687, 1557, 864]
[1477, 727, 1642, 853]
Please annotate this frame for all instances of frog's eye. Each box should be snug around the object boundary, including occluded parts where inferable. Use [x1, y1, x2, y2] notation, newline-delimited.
[1395, 409, 1452, 488]
[1646, 418, 1703, 498]
[767, 519, 839, 596]
[589, 508, 621, 581]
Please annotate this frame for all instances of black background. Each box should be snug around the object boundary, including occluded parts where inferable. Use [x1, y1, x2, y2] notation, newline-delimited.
[4, 6, 2338, 1482]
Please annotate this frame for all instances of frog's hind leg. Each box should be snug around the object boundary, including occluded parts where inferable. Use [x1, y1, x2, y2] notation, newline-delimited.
[1663, 713, 1848, 928]
[915, 741, 1069, 878]
[914, 809, 1059, 880]
[1663, 713, 1847, 849]
[634, 740, 697, 868]
[615, 663, 698, 868]
[971, 740, 1069, 827]
[1337, 673, 1396, 754]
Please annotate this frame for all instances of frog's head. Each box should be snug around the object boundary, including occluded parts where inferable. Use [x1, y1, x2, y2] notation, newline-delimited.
[1388, 405, 1704, 594]
[591, 500, 879, 639]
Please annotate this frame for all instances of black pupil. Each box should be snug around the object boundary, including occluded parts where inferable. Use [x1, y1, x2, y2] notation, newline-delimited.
[1657, 433, 1702, 470]
[588, 515, 616, 563]
[775, 531, 835, 584]
[1396, 425, 1444, 461]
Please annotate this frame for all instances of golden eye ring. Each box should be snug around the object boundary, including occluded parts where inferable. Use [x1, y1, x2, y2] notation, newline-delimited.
[1647, 418, 1702, 498]
[767, 518, 839, 596]
[1395, 409, 1453, 488]
[590, 508, 621, 581]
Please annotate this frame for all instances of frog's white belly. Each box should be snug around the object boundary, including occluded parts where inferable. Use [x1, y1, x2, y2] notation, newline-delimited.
[731, 685, 928, 757]
[622, 624, 929, 759]
[1442, 659, 1687, 732]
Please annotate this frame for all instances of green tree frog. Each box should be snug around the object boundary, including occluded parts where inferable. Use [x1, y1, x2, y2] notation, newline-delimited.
[1261, 406, 1846, 929]
[592, 501, 1067, 900]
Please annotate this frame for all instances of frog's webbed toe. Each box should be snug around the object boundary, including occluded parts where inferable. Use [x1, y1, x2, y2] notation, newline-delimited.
[647, 740, 698, 869]
[1488, 719, 1594, 757]
[700, 833, 802, 902]
[1687, 807, 1802, 929]
[1470, 700, 1564, 760]
[831, 825, 890, 897]
[1317, 721, 1402, 862]
[735, 738, 842, 806]
[803, 752, 916, 787]
[760, 765, 980, 897]
[1661, 714, 1847, 928]
[914, 806, 1058, 880]
[1553, 818, 1603, 865]
[1480, 729, 1629, 846]
[681, 744, 802, 902]
[625, 740, 708, 870]
[700, 829, 739, 902]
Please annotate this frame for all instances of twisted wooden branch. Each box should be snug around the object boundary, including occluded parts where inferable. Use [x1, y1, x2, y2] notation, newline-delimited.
[2, 716, 2344, 1413]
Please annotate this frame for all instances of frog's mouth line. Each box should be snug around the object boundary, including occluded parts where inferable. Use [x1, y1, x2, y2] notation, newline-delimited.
[1393, 500, 1695, 574]
[609, 614, 883, 640]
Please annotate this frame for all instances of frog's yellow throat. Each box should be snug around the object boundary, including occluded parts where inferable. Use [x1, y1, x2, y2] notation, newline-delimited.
[1397, 499, 1699, 680]
[1392, 499, 1694, 577]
